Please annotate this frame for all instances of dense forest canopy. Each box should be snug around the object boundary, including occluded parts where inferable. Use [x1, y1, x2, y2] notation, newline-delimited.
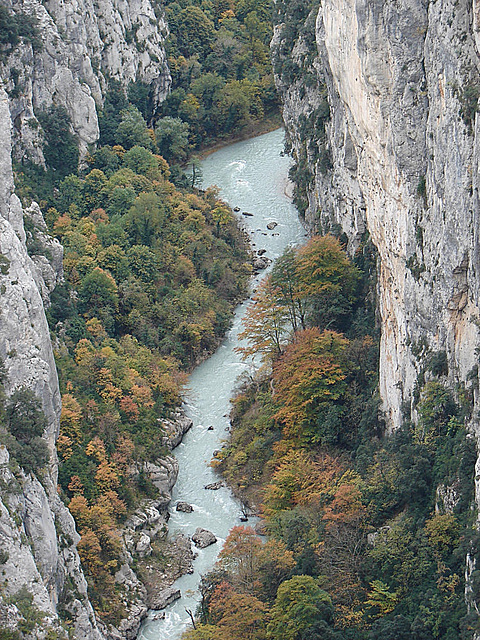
[189, 235, 478, 640]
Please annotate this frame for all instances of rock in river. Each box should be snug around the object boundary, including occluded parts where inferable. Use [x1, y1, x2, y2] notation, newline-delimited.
[149, 586, 181, 610]
[204, 481, 224, 490]
[192, 528, 217, 548]
[267, 221, 278, 230]
[176, 501, 194, 513]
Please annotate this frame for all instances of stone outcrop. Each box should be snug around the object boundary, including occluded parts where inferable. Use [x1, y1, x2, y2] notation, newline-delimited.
[1, 0, 171, 161]
[0, 87, 103, 638]
[192, 527, 217, 549]
[160, 410, 194, 450]
[148, 585, 181, 611]
[272, 0, 480, 627]
[272, 0, 480, 432]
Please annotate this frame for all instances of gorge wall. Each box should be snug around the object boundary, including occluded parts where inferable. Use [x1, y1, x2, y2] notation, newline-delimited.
[1, 0, 170, 162]
[272, 0, 480, 442]
[0, 0, 170, 636]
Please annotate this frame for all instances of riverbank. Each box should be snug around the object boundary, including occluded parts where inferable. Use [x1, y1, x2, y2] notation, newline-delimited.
[196, 113, 284, 160]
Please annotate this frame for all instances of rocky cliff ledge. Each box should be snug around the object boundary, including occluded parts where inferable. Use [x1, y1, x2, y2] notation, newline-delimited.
[0, 86, 103, 638]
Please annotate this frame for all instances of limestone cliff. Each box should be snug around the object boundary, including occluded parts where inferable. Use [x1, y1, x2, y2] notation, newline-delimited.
[273, 0, 480, 434]
[0, 86, 103, 638]
[1, 0, 170, 161]
[0, 0, 170, 634]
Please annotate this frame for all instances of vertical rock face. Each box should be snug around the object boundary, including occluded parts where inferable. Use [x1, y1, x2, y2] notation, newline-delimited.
[1, 0, 171, 160]
[273, 0, 480, 431]
[0, 87, 103, 638]
[0, 1, 171, 634]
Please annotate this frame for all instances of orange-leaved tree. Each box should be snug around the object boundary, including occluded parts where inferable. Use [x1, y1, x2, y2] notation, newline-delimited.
[237, 275, 289, 362]
[272, 328, 349, 445]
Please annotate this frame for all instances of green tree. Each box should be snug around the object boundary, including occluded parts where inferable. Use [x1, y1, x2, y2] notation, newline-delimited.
[123, 146, 158, 176]
[79, 267, 119, 328]
[176, 6, 215, 57]
[155, 117, 190, 164]
[38, 105, 79, 177]
[115, 106, 153, 150]
[123, 192, 166, 245]
[415, 382, 459, 445]
[6, 387, 47, 443]
[266, 575, 334, 640]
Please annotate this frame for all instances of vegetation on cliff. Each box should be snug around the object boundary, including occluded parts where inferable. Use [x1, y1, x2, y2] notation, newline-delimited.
[152, 0, 279, 156]
[186, 235, 478, 640]
[14, 91, 250, 620]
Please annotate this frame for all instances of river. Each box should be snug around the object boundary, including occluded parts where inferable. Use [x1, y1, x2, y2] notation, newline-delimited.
[138, 127, 306, 640]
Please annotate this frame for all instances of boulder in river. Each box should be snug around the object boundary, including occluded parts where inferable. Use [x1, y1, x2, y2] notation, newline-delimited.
[267, 221, 278, 230]
[205, 481, 224, 490]
[233, 206, 240, 212]
[242, 211, 254, 216]
[257, 248, 266, 256]
[253, 256, 271, 271]
[192, 528, 217, 548]
[207, 425, 214, 430]
[149, 586, 181, 610]
[176, 501, 194, 513]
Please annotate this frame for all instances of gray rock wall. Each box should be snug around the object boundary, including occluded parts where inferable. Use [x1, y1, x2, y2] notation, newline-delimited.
[0, 85, 103, 637]
[273, 0, 480, 432]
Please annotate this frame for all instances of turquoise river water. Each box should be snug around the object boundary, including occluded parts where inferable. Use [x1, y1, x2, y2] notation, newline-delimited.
[138, 127, 306, 640]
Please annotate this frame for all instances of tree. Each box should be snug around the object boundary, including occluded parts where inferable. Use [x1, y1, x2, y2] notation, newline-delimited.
[123, 192, 166, 246]
[211, 203, 232, 236]
[218, 526, 262, 593]
[271, 246, 307, 332]
[123, 146, 158, 176]
[6, 387, 47, 443]
[115, 106, 153, 150]
[415, 382, 459, 446]
[266, 575, 334, 640]
[295, 235, 359, 330]
[263, 449, 343, 516]
[209, 583, 267, 640]
[272, 328, 349, 445]
[176, 6, 215, 57]
[155, 117, 190, 164]
[79, 268, 119, 318]
[38, 105, 79, 177]
[237, 276, 289, 362]
[82, 169, 107, 214]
